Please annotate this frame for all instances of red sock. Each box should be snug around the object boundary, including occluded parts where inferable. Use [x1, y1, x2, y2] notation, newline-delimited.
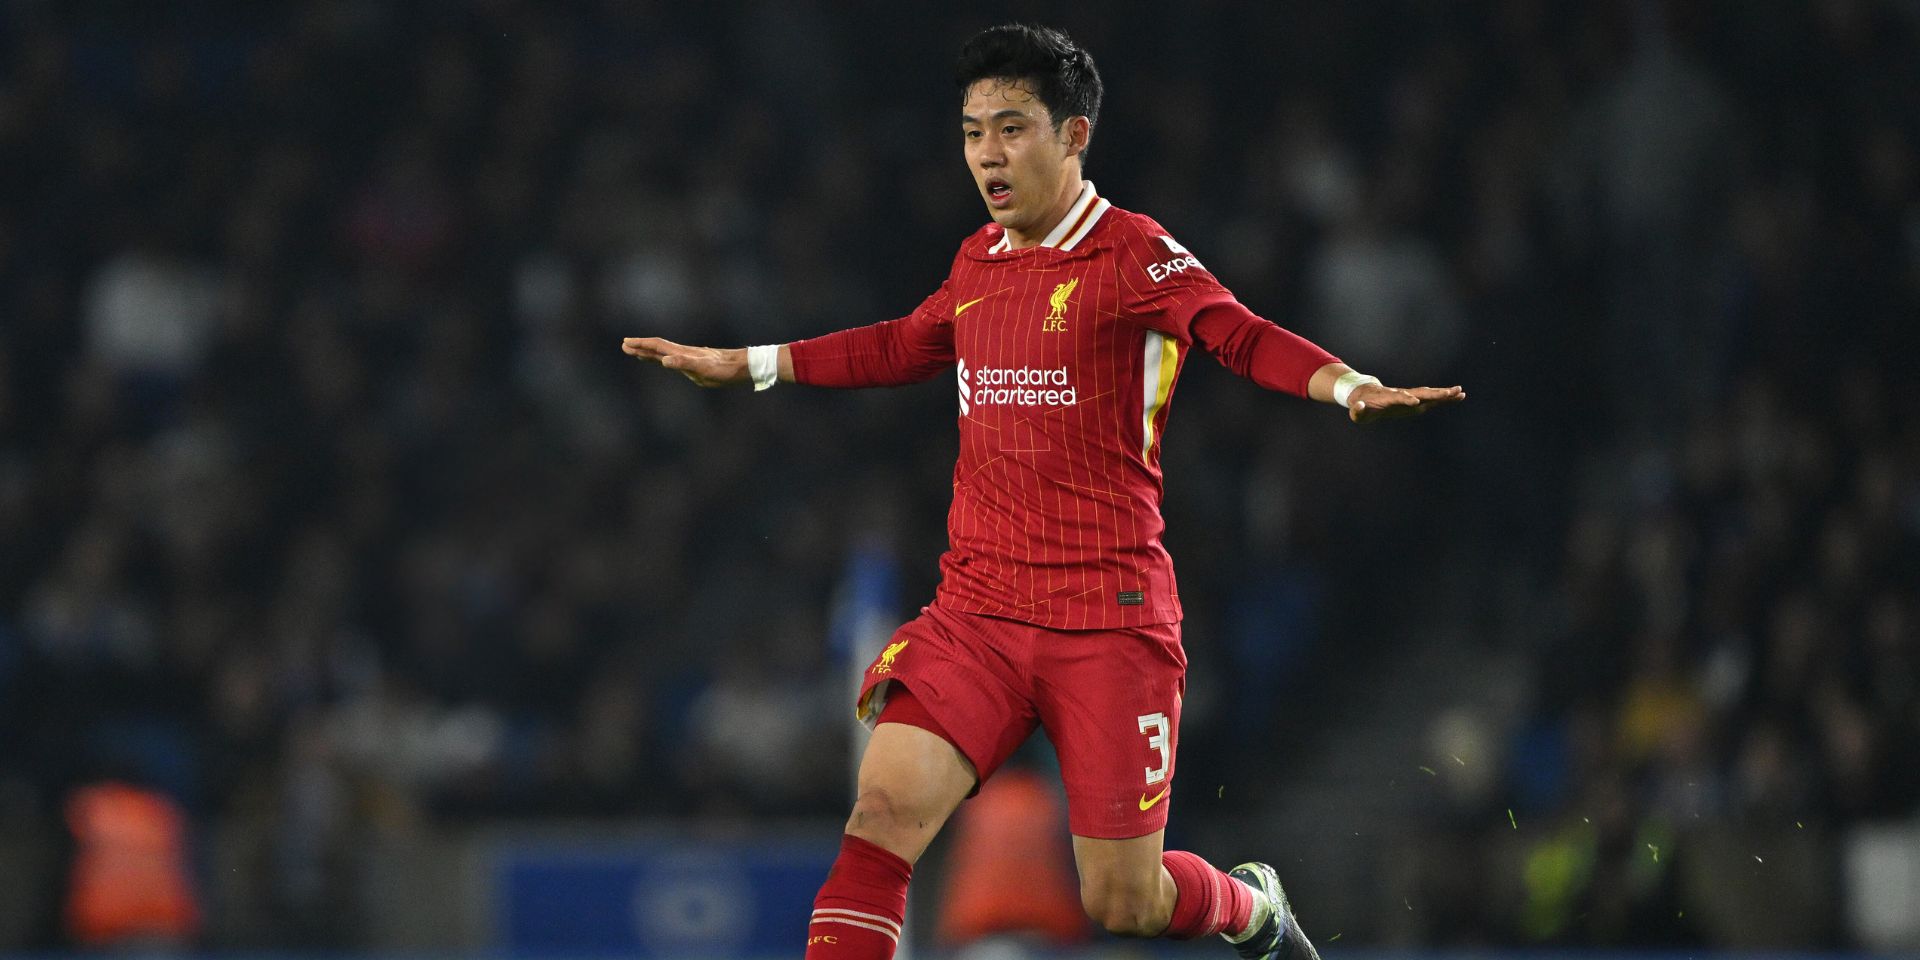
[806, 834, 912, 959]
[1159, 850, 1254, 940]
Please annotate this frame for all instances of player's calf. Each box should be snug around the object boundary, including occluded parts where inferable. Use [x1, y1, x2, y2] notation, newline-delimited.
[1072, 832, 1182, 937]
[1079, 870, 1174, 937]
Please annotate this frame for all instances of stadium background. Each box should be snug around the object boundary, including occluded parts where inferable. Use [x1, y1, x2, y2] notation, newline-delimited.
[1, 0, 1917, 956]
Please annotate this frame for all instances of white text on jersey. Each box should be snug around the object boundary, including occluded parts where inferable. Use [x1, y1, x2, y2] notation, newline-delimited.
[1147, 235, 1203, 283]
[958, 359, 1078, 413]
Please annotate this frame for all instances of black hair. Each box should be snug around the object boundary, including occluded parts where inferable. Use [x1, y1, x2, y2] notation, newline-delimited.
[954, 24, 1103, 151]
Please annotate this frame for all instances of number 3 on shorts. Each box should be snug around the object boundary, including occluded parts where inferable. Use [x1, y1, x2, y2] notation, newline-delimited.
[1137, 712, 1170, 785]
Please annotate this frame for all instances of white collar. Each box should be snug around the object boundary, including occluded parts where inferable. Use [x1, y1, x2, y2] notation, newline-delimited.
[988, 180, 1112, 253]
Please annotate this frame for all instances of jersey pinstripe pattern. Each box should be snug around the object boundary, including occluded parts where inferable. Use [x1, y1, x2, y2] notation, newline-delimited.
[789, 183, 1337, 630]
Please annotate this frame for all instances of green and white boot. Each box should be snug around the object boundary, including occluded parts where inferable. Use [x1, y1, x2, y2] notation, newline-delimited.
[1223, 862, 1321, 960]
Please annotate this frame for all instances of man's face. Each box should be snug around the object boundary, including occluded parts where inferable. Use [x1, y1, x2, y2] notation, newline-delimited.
[961, 78, 1084, 238]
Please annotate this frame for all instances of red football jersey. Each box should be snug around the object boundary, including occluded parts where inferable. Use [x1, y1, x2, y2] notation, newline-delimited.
[790, 182, 1337, 629]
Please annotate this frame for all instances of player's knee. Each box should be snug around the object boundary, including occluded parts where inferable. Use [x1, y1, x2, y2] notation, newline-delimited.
[1080, 878, 1167, 938]
[844, 787, 928, 855]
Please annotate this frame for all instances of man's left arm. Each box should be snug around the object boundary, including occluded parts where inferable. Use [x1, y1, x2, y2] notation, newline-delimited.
[1190, 300, 1466, 423]
[1122, 221, 1463, 422]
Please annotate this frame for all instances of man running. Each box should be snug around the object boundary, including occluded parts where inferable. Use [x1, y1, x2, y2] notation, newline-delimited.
[623, 22, 1464, 959]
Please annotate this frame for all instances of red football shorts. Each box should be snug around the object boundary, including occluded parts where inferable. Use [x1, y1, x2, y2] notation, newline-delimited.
[857, 604, 1185, 839]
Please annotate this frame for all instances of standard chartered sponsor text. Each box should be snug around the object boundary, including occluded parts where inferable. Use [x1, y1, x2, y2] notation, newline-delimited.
[970, 365, 1077, 407]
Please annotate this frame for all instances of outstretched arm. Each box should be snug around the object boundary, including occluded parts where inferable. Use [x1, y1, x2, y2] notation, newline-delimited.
[781, 312, 955, 387]
[1305, 362, 1466, 423]
[1188, 300, 1464, 423]
[622, 313, 954, 390]
[620, 338, 793, 388]
[624, 281, 956, 390]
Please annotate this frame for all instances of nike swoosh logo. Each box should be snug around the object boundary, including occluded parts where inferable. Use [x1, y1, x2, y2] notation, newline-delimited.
[1139, 786, 1171, 811]
[953, 286, 1013, 317]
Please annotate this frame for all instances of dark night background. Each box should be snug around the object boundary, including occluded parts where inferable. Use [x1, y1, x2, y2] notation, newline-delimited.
[0, 0, 1916, 953]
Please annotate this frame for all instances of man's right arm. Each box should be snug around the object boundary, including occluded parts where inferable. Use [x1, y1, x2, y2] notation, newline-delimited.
[783, 308, 955, 387]
[623, 283, 957, 390]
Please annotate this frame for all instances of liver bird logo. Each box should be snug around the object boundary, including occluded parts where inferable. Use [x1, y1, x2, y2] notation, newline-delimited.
[874, 639, 910, 674]
[1046, 278, 1079, 321]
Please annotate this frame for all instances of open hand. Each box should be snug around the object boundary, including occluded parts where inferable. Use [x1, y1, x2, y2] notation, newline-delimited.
[621, 337, 747, 387]
[1349, 383, 1465, 423]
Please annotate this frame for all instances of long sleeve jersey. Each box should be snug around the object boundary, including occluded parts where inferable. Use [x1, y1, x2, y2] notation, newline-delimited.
[789, 182, 1338, 630]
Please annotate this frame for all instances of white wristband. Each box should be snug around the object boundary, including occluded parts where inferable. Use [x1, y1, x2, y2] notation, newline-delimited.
[1332, 371, 1381, 408]
[746, 344, 781, 392]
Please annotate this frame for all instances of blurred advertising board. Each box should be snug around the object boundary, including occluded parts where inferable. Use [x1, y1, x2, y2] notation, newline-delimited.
[493, 830, 839, 957]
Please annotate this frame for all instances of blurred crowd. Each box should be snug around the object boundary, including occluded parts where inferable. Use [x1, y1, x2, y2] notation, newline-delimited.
[0, 0, 1915, 950]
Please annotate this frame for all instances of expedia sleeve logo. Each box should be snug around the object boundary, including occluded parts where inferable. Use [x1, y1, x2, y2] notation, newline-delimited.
[958, 358, 1077, 413]
[1147, 234, 1204, 283]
